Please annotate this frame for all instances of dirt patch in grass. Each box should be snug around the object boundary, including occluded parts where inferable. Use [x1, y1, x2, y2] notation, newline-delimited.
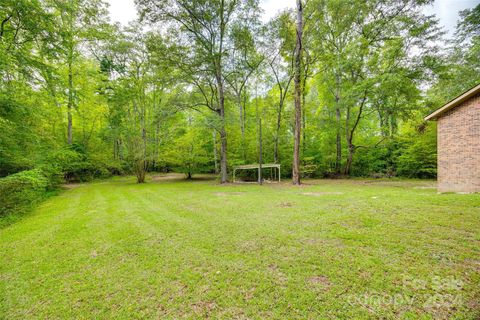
[151, 173, 185, 181]
[301, 192, 344, 196]
[243, 287, 256, 300]
[152, 173, 217, 183]
[308, 275, 331, 288]
[464, 259, 480, 272]
[278, 202, 294, 207]
[238, 240, 261, 252]
[62, 183, 84, 190]
[192, 301, 217, 316]
[268, 264, 288, 286]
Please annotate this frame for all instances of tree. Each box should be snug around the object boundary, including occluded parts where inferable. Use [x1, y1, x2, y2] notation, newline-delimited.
[166, 117, 210, 179]
[101, 26, 179, 183]
[47, 0, 109, 145]
[426, 3, 480, 107]
[263, 12, 295, 164]
[224, 20, 263, 162]
[310, 0, 441, 175]
[136, 0, 261, 183]
[1, 0, 472, 186]
[292, 0, 303, 185]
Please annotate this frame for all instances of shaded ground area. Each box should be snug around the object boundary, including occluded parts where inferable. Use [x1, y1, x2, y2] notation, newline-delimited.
[1, 175, 479, 319]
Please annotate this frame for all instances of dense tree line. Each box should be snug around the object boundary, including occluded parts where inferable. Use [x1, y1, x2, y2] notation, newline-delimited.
[1, 0, 479, 184]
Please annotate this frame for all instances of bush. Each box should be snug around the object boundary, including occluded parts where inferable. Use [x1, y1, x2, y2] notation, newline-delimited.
[38, 164, 64, 190]
[0, 169, 49, 216]
[103, 159, 129, 176]
[301, 157, 318, 178]
[47, 148, 112, 182]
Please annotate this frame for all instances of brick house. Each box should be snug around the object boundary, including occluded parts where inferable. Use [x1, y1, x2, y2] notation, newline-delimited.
[425, 83, 480, 193]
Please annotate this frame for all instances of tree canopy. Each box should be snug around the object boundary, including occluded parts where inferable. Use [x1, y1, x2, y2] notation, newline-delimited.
[1, 0, 478, 183]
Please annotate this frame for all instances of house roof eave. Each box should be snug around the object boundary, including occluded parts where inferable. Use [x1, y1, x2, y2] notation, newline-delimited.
[425, 83, 480, 121]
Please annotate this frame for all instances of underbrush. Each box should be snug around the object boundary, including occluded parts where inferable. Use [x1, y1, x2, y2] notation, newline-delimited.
[0, 147, 128, 225]
[0, 168, 60, 226]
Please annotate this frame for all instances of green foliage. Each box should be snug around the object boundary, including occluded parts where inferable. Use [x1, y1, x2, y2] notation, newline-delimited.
[0, 169, 49, 217]
[47, 148, 111, 182]
[165, 124, 211, 179]
[397, 123, 437, 179]
[0, 0, 478, 189]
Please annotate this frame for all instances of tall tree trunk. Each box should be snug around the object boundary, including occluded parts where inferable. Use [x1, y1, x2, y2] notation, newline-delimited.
[292, 0, 303, 185]
[334, 71, 342, 174]
[216, 69, 228, 183]
[66, 7, 74, 146]
[67, 58, 73, 145]
[219, 123, 227, 183]
[237, 94, 246, 161]
[142, 126, 147, 180]
[301, 56, 309, 158]
[344, 92, 367, 175]
[302, 83, 307, 157]
[258, 119, 262, 185]
[345, 143, 355, 176]
[217, 0, 228, 184]
[273, 96, 283, 164]
[335, 107, 342, 173]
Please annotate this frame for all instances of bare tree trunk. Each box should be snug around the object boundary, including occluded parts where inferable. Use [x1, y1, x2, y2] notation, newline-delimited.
[258, 119, 263, 185]
[301, 55, 309, 157]
[333, 70, 343, 174]
[66, 8, 75, 146]
[344, 92, 367, 175]
[219, 124, 227, 183]
[67, 58, 73, 145]
[216, 69, 228, 183]
[302, 84, 307, 157]
[274, 97, 282, 164]
[237, 94, 246, 161]
[292, 0, 303, 185]
[345, 143, 355, 176]
[335, 107, 342, 173]
[217, 0, 228, 184]
[269, 61, 292, 164]
[242, 92, 247, 162]
[142, 126, 147, 176]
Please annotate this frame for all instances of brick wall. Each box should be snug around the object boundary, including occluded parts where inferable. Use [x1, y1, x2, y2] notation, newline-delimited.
[437, 93, 480, 193]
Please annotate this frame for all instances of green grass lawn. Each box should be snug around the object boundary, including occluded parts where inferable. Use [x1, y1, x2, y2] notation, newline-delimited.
[1, 175, 479, 319]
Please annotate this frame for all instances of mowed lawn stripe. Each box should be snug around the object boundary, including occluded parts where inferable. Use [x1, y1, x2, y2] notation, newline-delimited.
[1, 178, 479, 319]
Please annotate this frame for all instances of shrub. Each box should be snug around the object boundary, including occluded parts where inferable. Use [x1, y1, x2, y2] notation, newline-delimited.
[46, 148, 112, 182]
[104, 160, 127, 176]
[301, 157, 318, 178]
[38, 164, 64, 190]
[0, 169, 49, 216]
